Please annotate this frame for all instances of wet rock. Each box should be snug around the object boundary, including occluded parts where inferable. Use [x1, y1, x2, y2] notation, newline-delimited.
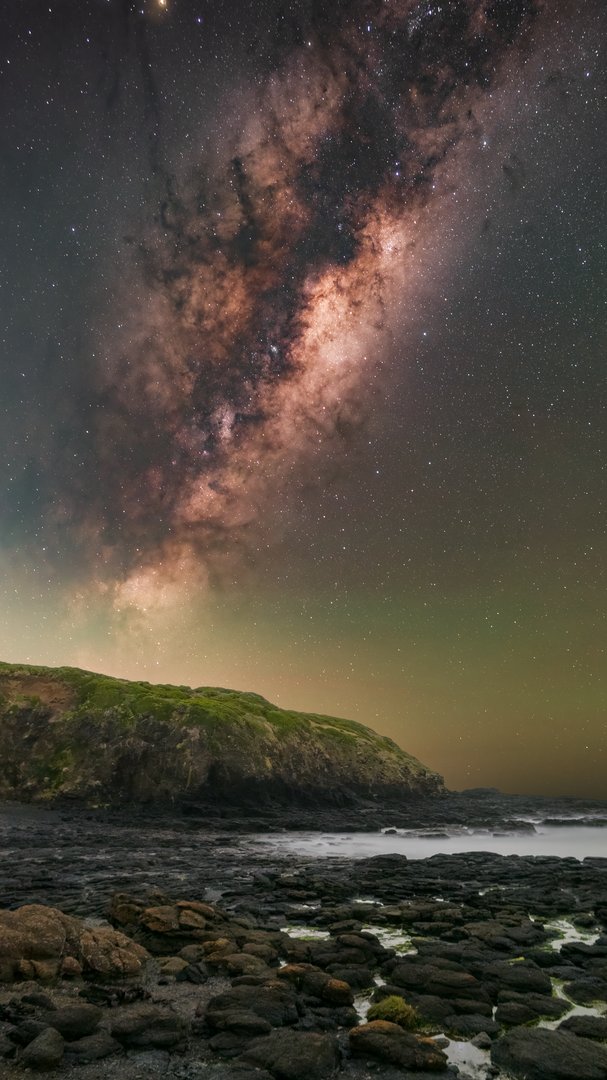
[209, 1030, 254, 1057]
[443, 1013, 500, 1038]
[241, 1029, 340, 1079]
[212, 1010, 273, 1036]
[21, 992, 54, 1010]
[277, 963, 354, 1004]
[349, 1020, 448, 1070]
[564, 978, 607, 1005]
[43, 1003, 102, 1039]
[223, 953, 270, 977]
[558, 1014, 607, 1040]
[242, 942, 279, 964]
[7, 1018, 49, 1046]
[491, 1026, 607, 1080]
[110, 1003, 187, 1048]
[206, 981, 301, 1028]
[327, 965, 374, 988]
[495, 1001, 541, 1025]
[0, 1031, 16, 1059]
[63, 1030, 122, 1061]
[495, 990, 569, 1023]
[472, 1031, 493, 1049]
[481, 959, 553, 996]
[387, 958, 487, 1003]
[21, 1026, 65, 1069]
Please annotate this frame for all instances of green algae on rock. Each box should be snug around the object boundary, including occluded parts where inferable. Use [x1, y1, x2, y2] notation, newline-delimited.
[0, 661, 443, 809]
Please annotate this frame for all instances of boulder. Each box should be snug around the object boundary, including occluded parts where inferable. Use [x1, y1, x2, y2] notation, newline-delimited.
[21, 1027, 65, 1069]
[277, 964, 353, 1005]
[110, 1003, 187, 1048]
[43, 1003, 102, 1040]
[564, 978, 607, 1005]
[0, 904, 148, 984]
[443, 1013, 500, 1038]
[491, 1026, 607, 1080]
[241, 1030, 340, 1080]
[206, 982, 301, 1028]
[63, 1030, 122, 1061]
[212, 1010, 273, 1036]
[349, 1021, 448, 1070]
[158, 956, 189, 977]
[558, 1015, 607, 1041]
[482, 960, 553, 996]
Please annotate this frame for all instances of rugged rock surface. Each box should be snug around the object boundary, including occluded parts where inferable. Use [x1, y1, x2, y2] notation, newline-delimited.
[491, 1026, 607, 1080]
[0, 905, 148, 984]
[0, 661, 443, 808]
[349, 1020, 449, 1069]
[0, 858, 606, 1080]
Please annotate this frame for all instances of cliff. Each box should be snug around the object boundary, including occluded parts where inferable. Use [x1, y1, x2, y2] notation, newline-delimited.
[0, 661, 444, 809]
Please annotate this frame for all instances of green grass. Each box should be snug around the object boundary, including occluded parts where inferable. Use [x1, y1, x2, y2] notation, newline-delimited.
[0, 661, 388, 735]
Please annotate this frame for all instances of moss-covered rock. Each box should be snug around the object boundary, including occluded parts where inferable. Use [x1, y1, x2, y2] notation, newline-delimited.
[0, 661, 444, 808]
[367, 994, 421, 1029]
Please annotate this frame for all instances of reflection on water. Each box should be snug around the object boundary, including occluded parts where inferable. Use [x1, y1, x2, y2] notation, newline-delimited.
[257, 825, 607, 861]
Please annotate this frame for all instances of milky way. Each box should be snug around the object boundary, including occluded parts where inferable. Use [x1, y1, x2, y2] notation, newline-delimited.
[2, 0, 606, 795]
[80, 0, 541, 607]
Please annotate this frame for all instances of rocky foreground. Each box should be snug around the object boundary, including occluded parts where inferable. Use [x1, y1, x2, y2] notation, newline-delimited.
[1, 818, 606, 1080]
[0, 662, 442, 808]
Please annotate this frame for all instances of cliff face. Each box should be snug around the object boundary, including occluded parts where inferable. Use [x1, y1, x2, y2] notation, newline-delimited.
[0, 662, 444, 808]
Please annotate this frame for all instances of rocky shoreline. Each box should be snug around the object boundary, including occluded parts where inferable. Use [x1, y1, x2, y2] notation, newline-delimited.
[1, 798, 606, 1079]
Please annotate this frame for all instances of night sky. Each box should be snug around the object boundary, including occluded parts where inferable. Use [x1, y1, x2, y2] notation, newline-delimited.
[1, 0, 605, 797]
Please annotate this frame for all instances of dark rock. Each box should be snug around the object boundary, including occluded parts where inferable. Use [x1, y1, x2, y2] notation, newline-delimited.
[472, 1031, 493, 1049]
[241, 1029, 340, 1079]
[64, 1030, 122, 1061]
[21, 1026, 65, 1069]
[277, 964, 354, 1004]
[444, 1013, 500, 1038]
[326, 965, 373, 989]
[212, 1010, 273, 1036]
[491, 1026, 607, 1080]
[8, 1019, 48, 1046]
[559, 1015, 607, 1040]
[564, 978, 607, 1005]
[0, 1030, 16, 1059]
[349, 1020, 448, 1070]
[44, 1003, 102, 1040]
[209, 1030, 254, 1057]
[206, 981, 301, 1028]
[482, 959, 553, 996]
[495, 992, 569, 1023]
[388, 959, 485, 1000]
[21, 992, 55, 1010]
[110, 1003, 187, 1048]
[495, 1001, 540, 1025]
